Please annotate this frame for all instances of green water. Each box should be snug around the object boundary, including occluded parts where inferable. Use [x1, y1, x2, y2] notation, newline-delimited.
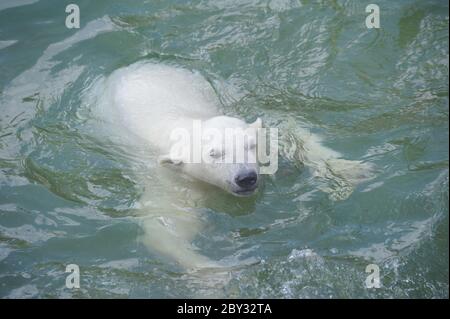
[0, 0, 448, 298]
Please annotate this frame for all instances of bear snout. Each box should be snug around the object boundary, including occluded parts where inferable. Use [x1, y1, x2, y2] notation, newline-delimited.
[235, 170, 258, 189]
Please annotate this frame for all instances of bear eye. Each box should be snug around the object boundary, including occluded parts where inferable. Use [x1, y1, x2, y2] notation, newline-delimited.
[209, 148, 223, 158]
[247, 139, 256, 150]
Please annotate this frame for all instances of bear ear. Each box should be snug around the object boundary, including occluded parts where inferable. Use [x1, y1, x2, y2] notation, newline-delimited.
[158, 154, 183, 166]
[249, 117, 262, 129]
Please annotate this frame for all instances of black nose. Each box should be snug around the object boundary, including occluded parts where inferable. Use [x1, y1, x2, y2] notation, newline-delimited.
[235, 171, 258, 188]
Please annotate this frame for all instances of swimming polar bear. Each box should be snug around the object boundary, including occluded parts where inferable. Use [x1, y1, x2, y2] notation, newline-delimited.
[92, 62, 266, 271]
[109, 63, 264, 197]
[89, 62, 373, 272]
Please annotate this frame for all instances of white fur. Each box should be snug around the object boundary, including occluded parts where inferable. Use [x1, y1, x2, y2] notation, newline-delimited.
[92, 62, 260, 272]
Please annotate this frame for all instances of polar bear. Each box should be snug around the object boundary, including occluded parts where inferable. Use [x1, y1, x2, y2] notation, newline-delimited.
[107, 63, 264, 197]
[89, 62, 373, 272]
[91, 62, 266, 271]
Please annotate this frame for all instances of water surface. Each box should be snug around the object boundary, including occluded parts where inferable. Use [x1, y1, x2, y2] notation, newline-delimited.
[0, 0, 448, 298]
